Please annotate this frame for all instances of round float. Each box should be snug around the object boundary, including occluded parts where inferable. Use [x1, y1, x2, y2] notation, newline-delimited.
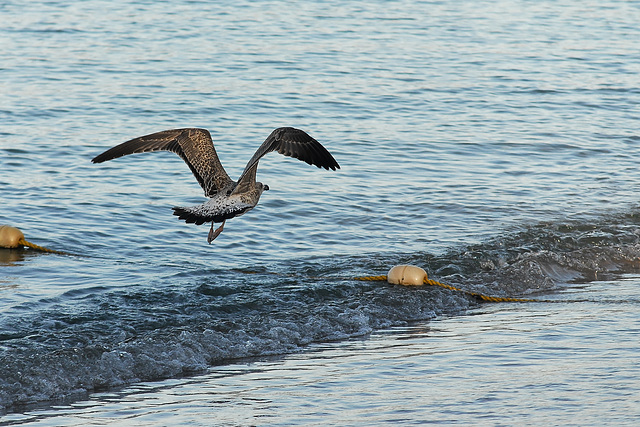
[386, 265, 427, 286]
[0, 225, 25, 249]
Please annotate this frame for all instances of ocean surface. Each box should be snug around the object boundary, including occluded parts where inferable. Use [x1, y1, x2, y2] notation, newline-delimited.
[2, 0, 640, 425]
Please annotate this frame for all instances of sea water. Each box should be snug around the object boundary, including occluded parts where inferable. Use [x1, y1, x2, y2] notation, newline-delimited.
[2, 0, 640, 425]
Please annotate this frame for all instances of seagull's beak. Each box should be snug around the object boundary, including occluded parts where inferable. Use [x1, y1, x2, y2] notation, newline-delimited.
[264, 185, 270, 191]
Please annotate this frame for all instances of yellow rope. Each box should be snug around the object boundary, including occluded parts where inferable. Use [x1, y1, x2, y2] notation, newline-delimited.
[353, 275, 388, 282]
[17, 238, 71, 255]
[354, 274, 542, 303]
[423, 277, 540, 303]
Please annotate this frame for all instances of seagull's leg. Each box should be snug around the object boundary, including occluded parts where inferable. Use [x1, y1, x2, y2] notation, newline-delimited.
[208, 222, 215, 242]
[207, 220, 226, 244]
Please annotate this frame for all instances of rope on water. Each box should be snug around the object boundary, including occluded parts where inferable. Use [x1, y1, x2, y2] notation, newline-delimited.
[17, 238, 72, 255]
[353, 275, 388, 282]
[1, 225, 73, 255]
[423, 276, 541, 302]
[355, 270, 545, 303]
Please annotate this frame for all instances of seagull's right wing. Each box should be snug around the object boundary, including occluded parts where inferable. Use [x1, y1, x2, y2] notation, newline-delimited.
[92, 128, 233, 197]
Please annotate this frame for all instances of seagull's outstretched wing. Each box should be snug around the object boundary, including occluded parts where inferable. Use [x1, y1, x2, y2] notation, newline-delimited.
[234, 127, 340, 193]
[92, 128, 233, 197]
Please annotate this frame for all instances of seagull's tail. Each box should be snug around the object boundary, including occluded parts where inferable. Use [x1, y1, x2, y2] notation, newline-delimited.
[172, 204, 253, 225]
[172, 206, 215, 225]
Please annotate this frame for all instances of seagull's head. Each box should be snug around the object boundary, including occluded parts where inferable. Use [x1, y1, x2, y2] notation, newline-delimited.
[257, 182, 269, 193]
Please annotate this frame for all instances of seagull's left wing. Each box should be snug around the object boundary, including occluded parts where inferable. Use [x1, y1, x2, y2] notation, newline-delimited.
[234, 127, 340, 193]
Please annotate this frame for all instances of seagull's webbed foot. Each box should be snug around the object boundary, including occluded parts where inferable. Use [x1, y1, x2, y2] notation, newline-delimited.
[207, 220, 225, 244]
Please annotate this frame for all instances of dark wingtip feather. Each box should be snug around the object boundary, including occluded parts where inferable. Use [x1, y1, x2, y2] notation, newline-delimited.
[91, 144, 135, 164]
[316, 150, 340, 171]
[91, 153, 108, 164]
[278, 127, 340, 171]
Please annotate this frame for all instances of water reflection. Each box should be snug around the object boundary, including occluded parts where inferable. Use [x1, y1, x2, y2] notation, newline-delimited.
[0, 249, 25, 266]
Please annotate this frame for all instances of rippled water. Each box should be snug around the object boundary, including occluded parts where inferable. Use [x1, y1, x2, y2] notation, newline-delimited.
[2, 0, 640, 424]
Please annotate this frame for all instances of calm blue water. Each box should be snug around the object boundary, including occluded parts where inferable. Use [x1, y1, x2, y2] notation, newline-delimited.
[2, 0, 640, 424]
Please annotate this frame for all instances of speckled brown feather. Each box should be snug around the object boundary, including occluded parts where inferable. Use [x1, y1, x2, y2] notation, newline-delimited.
[92, 128, 232, 197]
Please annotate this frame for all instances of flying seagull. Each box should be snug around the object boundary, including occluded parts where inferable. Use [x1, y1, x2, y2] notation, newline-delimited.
[92, 127, 340, 243]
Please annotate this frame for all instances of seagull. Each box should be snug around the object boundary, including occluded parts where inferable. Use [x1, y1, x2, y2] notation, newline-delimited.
[92, 127, 340, 243]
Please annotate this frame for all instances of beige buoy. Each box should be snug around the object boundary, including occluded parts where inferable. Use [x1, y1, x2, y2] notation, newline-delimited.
[387, 265, 427, 286]
[0, 225, 25, 249]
